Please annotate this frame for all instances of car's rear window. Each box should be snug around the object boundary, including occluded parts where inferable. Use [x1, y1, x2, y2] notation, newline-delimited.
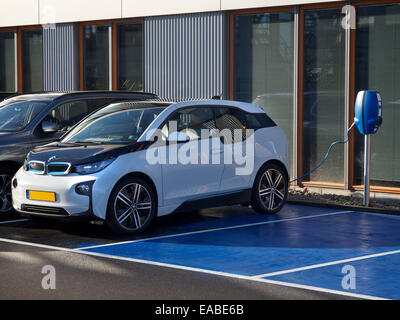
[245, 113, 277, 129]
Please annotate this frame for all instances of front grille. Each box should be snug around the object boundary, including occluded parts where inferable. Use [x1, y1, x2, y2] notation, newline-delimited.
[29, 161, 45, 174]
[47, 162, 71, 175]
[21, 204, 68, 216]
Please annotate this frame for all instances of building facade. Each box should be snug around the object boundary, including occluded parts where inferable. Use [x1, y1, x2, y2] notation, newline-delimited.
[0, 0, 399, 195]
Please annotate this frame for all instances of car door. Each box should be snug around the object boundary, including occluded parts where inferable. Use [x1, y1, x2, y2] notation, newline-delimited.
[30, 98, 113, 148]
[160, 107, 225, 206]
[216, 107, 253, 192]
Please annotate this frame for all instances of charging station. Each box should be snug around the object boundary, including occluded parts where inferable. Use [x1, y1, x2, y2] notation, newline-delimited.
[292, 90, 383, 207]
[354, 90, 383, 206]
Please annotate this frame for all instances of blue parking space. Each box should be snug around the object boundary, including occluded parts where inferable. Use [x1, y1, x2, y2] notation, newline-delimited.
[267, 252, 400, 300]
[68, 205, 343, 249]
[79, 205, 400, 299]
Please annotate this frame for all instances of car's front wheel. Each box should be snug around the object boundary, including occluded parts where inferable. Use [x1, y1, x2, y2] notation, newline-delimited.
[251, 163, 288, 214]
[0, 168, 15, 214]
[106, 177, 157, 234]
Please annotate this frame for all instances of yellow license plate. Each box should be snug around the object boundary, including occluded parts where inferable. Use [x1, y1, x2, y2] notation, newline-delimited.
[27, 190, 56, 202]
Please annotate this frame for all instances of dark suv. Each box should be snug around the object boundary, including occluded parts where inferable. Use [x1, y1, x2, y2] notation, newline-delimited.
[0, 91, 159, 213]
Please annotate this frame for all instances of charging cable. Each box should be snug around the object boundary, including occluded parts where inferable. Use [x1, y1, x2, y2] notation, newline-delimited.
[291, 122, 356, 183]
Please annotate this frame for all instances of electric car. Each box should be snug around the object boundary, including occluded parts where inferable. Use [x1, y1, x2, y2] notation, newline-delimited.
[12, 100, 289, 234]
[0, 91, 159, 214]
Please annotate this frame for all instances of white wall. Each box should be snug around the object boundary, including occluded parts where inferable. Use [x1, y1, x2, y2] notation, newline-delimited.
[123, 0, 221, 18]
[0, 0, 345, 27]
[0, 0, 39, 27]
[221, 0, 341, 11]
[39, 0, 122, 24]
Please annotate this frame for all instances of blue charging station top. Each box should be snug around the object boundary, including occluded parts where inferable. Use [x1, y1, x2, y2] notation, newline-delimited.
[354, 90, 383, 135]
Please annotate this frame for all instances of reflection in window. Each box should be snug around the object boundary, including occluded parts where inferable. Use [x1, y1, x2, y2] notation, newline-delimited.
[233, 12, 294, 176]
[355, 4, 400, 188]
[302, 9, 345, 183]
[0, 31, 15, 92]
[117, 23, 143, 91]
[22, 29, 43, 92]
[44, 101, 90, 132]
[0, 101, 48, 132]
[163, 108, 216, 140]
[82, 25, 109, 90]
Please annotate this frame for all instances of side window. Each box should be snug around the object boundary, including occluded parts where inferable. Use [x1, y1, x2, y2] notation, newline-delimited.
[43, 100, 89, 132]
[246, 113, 277, 129]
[161, 107, 217, 140]
[87, 98, 115, 113]
[215, 108, 248, 144]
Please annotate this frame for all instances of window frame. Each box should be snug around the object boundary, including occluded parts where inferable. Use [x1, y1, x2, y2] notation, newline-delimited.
[112, 19, 144, 91]
[79, 20, 112, 91]
[16, 25, 43, 93]
[0, 27, 17, 93]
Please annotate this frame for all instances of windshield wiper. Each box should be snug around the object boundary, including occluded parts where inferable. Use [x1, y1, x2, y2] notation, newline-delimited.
[66, 140, 104, 145]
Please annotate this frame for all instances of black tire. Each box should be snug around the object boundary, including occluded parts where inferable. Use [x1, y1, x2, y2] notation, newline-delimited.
[0, 167, 17, 214]
[106, 176, 157, 234]
[251, 163, 288, 214]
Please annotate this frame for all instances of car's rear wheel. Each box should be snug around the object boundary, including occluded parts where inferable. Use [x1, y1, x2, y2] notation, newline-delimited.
[106, 177, 156, 234]
[0, 168, 15, 214]
[251, 163, 288, 214]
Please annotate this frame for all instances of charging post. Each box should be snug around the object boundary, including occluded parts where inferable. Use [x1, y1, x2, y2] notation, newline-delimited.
[354, 90, 383, 207]
[363, 134, 371, 206]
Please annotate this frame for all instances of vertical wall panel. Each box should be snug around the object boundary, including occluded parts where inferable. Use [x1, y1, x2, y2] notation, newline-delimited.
[43, 24, 77, 91]
[145, 12, 225, 101]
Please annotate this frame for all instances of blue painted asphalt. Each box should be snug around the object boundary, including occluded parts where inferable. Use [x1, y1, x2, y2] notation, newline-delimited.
[268, 252, 400, 300]
[80, 204, 400, 299]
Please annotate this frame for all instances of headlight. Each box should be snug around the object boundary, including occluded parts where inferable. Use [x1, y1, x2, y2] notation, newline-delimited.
[74, 159, 115, 175]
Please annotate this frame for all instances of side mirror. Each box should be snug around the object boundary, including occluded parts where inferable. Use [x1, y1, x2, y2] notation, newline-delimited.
[168, 131, 190, 143]
[41, 121, 58, 134]
[354, 90, 383, 135]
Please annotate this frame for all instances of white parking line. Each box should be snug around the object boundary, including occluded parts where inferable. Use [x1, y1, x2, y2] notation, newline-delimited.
[252, 249, 400, 279]
[0, 236, 387, 300]
[76, 210, 351, 250]
[0, 219, 29, 225]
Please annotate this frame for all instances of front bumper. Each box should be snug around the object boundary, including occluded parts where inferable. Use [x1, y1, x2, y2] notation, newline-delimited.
[12, 168, 97, 219]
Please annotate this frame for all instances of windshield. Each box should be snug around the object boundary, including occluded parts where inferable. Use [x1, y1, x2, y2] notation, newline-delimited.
[62, 106, 165, 144]
[0, 100, 49, 132]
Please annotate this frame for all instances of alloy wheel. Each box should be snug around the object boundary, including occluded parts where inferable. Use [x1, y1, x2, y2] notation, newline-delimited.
[0, 174, 12, 213]
[258, 168, 286, 211]
[113, 183, 153, 231]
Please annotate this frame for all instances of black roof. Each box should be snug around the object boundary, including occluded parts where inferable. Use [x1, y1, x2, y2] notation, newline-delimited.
[2, 91, 158, 103]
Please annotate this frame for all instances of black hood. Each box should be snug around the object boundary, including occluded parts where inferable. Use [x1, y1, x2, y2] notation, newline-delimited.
[27, 142, 148, 165]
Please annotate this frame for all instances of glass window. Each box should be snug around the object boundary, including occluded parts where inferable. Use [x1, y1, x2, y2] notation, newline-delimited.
[302, 8, 345, 183]
[0, 31, 15, 92]
[43, 100, 95, 133]
[0, 100, 48, 132]
[117, 23, 143, 91]
[63, 107, 165, 144]
[22, 29, 43, 92]
[215, 108, 247, 143]
[233, 12, 294, 175]
[245, 113, 276, 130]
[82, 25, 109, 90]
[162, 108, 217, 140]
[355, 4, 400, 188]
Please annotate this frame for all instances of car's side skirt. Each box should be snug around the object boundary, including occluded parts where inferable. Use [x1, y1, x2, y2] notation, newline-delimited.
[173, 189, 252, 213]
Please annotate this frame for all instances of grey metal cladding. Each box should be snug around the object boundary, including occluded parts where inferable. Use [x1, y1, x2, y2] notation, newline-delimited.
[43, 23, 78, 91]
[144, 12, 224, 101]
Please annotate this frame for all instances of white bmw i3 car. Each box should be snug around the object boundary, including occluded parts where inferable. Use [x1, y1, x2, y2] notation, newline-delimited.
[12, 100, 289, 234]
